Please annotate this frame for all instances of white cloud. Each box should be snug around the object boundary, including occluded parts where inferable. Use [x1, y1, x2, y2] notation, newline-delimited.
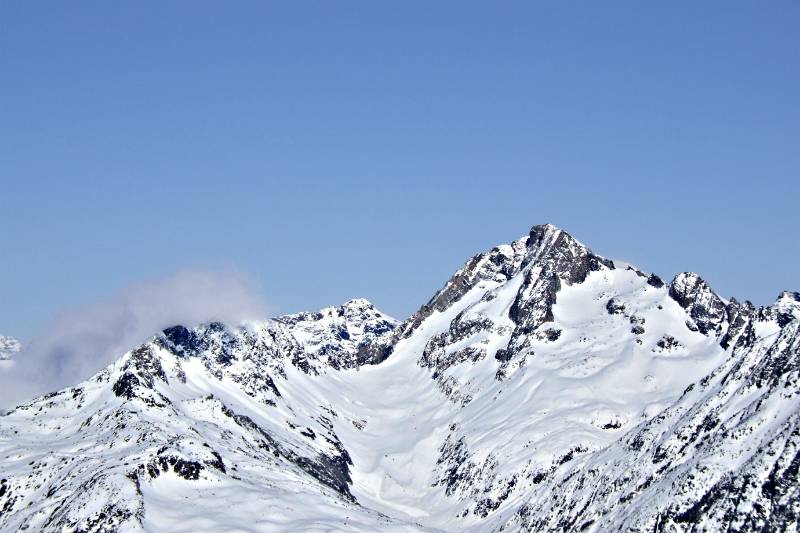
[0, 269, 268, 410]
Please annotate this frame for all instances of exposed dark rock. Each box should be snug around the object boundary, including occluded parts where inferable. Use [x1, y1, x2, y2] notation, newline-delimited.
[112, 373, 141, 400]
[606, 298, 626, 315]
[420, 313, 493, 374]
[557, 446, 587, 465]
[112, 346, 168, 401]
[669, 272, 727, 336]
[161, 325, 202, 356]
[655, 335, 683, 352]
[494, 349, 513, 362]
[354, 341, 394, 367]
[224, 405, 355, 501]
[205, 451, 226, 473]
[720, 298, 755, 349]
[504, 225, 613, 353]
[537, 328, 562, 342]
[158, 456, 203, 481]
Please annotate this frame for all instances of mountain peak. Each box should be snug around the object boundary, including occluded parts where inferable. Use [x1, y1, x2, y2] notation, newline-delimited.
[340, 297, 376, 311]
[529, 222, 561, 234]
[776, 290, 800, 305]
[774, 290, 800, 323]
[392, 223, 612, 342]
[669, 272, 727, 335]
[328, 298, 397, 326]
[526, 223, 572, 250]
[523, 223, 606, 268]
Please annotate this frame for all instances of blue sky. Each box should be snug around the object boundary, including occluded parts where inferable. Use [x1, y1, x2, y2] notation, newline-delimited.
[2, 2, 798, 340]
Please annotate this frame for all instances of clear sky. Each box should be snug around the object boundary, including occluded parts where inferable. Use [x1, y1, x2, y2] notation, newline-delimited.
[2, 2, 798, 341]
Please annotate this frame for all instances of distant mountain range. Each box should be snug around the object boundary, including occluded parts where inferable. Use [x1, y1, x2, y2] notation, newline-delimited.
[1, 224, 798, 532]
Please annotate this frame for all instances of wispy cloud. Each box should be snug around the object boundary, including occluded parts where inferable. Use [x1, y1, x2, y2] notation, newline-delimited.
[0, 269, 268, 409]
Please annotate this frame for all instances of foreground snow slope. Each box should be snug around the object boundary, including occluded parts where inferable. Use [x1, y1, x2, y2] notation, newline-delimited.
[1, 224, 798, 532]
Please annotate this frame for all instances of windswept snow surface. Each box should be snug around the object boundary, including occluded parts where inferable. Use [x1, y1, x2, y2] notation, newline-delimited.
[1, 225, 798, 532]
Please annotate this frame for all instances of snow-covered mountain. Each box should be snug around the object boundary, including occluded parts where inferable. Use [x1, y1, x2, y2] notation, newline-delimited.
[1, 224, 798, 532]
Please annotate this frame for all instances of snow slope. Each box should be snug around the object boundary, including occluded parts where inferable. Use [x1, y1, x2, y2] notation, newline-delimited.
[1, 225, 798, 532]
